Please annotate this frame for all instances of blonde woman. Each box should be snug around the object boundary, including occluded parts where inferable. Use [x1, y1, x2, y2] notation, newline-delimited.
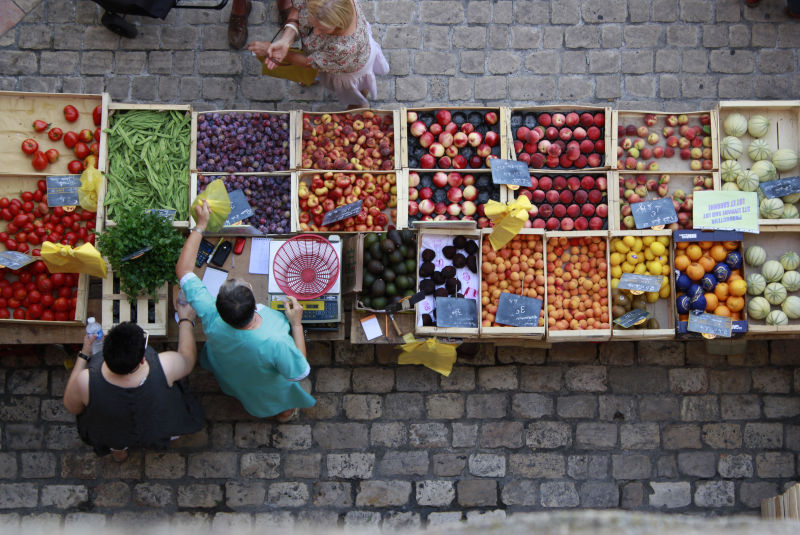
[248, 0, 389, 108]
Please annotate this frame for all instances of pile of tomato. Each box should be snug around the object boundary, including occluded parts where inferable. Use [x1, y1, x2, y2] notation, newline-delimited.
[0, 179, 95, 321]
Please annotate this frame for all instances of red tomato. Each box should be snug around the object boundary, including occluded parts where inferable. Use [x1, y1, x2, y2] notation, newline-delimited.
[61, 215, 73, 227]
[13, 214, 29, 226]
[15, 232, 27, 243]
[33, 119, 50, 132]
[79, 129, 93, 143]
[19, 272, 31, 284]
[0, 198, 8, 208]
[1, 209, 12, 221]
[22, 202, 33, 213]
[41, 294, 54, 308]
[13, 309, 25, 320]
[0, 232, 6, 241]
[27, 290, 41, 304]
[6, 223, 18, 234]
[86, 220, 95, 230]
[21, 138, 39, 155]
[16, 243, 29, 253]
[31, 249, 41, 257]
[77, 228, 87, 241]
[38, 201, 49, 214]
[1, 287, 12, 299]
[5, 239, 17, 250]
[71, 221, 80, 232]
[0, 309, 9, 319]
[35, 228, 47, 238]
[45, 148, 59, 163]
[8, 298, 21, 308]
[0, 297, 5, 308]
[55, 311, 69, 321]
[53, 297, 69, 311]
[94, 128, 101, 141]
[13, 288, 26, 301]
[40, 309, 54, 321]
[21, 191, 33, 202]
[51, 273, 66, 287]
[31, 261, 46, 274]
[47, 233, 61, 243]
[93, 105, 102, 126]
[37, 180, 47, 192]
[63, 105, 79, 122]
[33, 190, 43, 202]
[57, 286, 72, 298]
[64, 232, 77, 244]
[89, 142, 99, 155]
[25, 282, 36, 292]
[27, 304, 43, 319]
[74, 142, 90, 160]
[27, 234, 40, 245]
[86, 233, 95, 245]
[67, 160, 84, 174]
[37, 277, 53, 294]
[32, 151, 49, 171]
[48, 127, 63, 141]
[63, 131, 79, 149]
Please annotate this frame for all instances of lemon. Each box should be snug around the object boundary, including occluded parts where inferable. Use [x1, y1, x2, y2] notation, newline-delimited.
[621, 262, 635, 273]
[611, 278, 619, 289]
[634, 263, 648, 275]
[622, 235, 636, 249]
[627, 251, 641, 265]
[656, 255, 668, 264]
[648, 261, 663, 275]
[646, 291, 660, 303]
[657, 235, 670, 246]
[659, 284, 671, 298]
[610, 252, 624, 266]
[615, 241, 630, 254]
[643, 236, 655, 246]
[611, 265, 623, 279]
[644, 249, 655, 261]
[650, 242, 666, 256]
[632, 237, 644, 252]
[660, 276, 670, 288]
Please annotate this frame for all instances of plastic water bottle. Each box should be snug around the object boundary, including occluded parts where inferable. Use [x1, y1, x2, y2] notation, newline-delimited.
[85, 317, 104, 356]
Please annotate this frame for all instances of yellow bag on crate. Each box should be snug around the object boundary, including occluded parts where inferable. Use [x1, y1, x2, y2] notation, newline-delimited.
[41, 242, 108, 279]
[190, 178, 231, 232]
[78, 166, 103, 212]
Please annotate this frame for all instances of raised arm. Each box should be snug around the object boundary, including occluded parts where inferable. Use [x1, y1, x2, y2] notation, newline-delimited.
[63, 333, 94, 414]
[176, 200, 210, 281]
[159, 295, 200, 386]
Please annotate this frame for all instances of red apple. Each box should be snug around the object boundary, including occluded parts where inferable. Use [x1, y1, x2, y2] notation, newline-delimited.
[587, 126, 601, 140]
[436, 109, 451, 126]
[444, 122, 458, 135]
[447, 187, 463, 203]
[438, 156, 452, 168]
[553, 203, 567, 218]
[560, 190, 574, 204]
[429, 143, 445, 157]
[580, 112, 594, 127]
[408, 200, 419, 216]
[447, 172, 463, 187]
[409, 187, 419, 201]
[410, 121, 427, 137]
[429, 123, 443, 136]
[539, 203, 553, 218]
[467, 132, 483, 147]
[419, 131, 435, 148]
[453, 132, 468, 148]
[463, 174, 475, 186]
[552, 176, 567, 190]
[452, 154, 468, 169]
[552, 113, 566, 127]
[581, 203, 595, 217]
[438, 132, 454, 148]
[461, 123, 474, 135]
[517, 126, 531, 141]
[445, 145, 459, 158]
[462, 185, 477, 201]
[432, 172, 448, 188]
[469, 155, 483, 168]
[545, 126, 559, 140]
[461, 200, 477, 216]
[593, 112, 605, 127]
[538, 113, 552, 127]
[476, 144, 492, 158]
[485, 131, 500, 147]
[559, 127, 573, 141]
[419, 199, 435, 215]
[447, 203, 461, 217]
[560, 217, 574, 231]
[420, 154, 436, 168]
[484, 111, 498, 125]
[530, 153, 545, 167]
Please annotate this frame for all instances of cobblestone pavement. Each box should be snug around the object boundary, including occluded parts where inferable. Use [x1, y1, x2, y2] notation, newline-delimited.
[0, 340, 798, 528]
[0, 0, 799, 109]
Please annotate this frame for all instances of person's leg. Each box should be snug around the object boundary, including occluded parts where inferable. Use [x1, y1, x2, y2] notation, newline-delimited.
[273, 408, 298, 422]
[745, 0, 761, 6]
[110, 448, 129, 462]
[277, 0, 292, 22]
[228, 0, 252, 49]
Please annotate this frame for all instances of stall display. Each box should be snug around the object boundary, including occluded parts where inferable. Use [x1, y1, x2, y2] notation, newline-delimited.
[512, 173, 609, 231]
[406, 170, 502, 226]
[353, 229, 418, 311]
[508, 106, 610, 171]
[403, 107, 503, 170]
[195, 174, 291, 234]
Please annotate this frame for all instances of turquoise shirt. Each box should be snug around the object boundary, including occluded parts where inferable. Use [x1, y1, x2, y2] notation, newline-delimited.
[181, 273, 315, 418]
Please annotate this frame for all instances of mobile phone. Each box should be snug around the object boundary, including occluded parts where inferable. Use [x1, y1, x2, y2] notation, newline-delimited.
[196, 239, 215, 267]
[210, 240, 233, 267]
[233, 237, 246, 255]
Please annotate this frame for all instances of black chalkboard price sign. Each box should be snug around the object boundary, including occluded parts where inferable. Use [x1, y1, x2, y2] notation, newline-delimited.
[46, 175, 81, 207]
[618, 273, 664, 293]
[613, 308, 650, 328]
[760, 176, 800, 199]
[632, 198, 678, 229]
[322, 199, 363, 226]
[224, 189, 255, 226]
[687, 311, 732, 338]
[490, 159, 532, 187]
[494, 292, 542, 327]
[435, 297, 478, 328]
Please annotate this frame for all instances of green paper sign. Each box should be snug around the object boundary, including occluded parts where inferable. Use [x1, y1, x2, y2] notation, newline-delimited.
[693, 191, 759, 233]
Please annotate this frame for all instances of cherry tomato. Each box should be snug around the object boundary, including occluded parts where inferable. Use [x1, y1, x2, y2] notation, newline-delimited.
[5, 239, 17, 250]
[27, 234, 40, 245]
[86, 220, 95, 230]
[21, 138, 39, 155]
[63, 105, 79, 123]
[86, 233, 95, 245]
[57, 286, 72, 298]
[30, 249, 40, 257]
[0, 232, 6, 241]
[16, 243, 29, 253]
[61, 215, 73, 227]
[77, 227, 87, 241]
[25, 282, 36, 292]
[31, 261, 47, 274]
[33, 119, 50, 132]
[71, 221, 81, 232]
[37, 180, 47, 192]
[18, 274, 31, 286]
[22, 202, 33, 213]
[40, 309, 54, 321]
[0, 309, 9, 319]
[89, 142, 99, 155]
[63, 131, 79, 149]
[6, 223, 18, 234]
[13, 214, 29, 226]
[27, 290, 42, 304]
[14, 288, 26, 301]
[1, 209, 12, 221]
[1, 287, 12, 299]
[33, 190, 43, 202]
[64, 232, 77, 244]
[32, 151, 49, 171]
[0, 297, 5, 308]
[94, 128, 101, 141]
[48, 127, 63, 141]
[47, 233, 61, 243]
[53, 207, 64, 218]
[15, 232, 27, 244]
[67, 160, 84, 174]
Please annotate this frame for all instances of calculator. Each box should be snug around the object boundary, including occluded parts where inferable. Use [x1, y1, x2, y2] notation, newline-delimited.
[195, 239, 215, 267]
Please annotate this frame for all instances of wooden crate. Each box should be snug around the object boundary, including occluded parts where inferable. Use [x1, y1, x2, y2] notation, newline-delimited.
[190, 109, 295, 174]
[101, 271, 169, 336]
[507, 171, 610, 232]
[610, 171, 721, 231]
[609, 230, 675, 340]
[97, 103, 192, 230]
[742, 228, 800, 335]
[0, 173, 90, 325]
[296, 108, 400, 172]
[612, 109, 719, 173]
[479, 228, 546, 340]
[544, 231, 612, 342]
[0, 90, 108, 177]
[403, 169, 507, 230]
[189, 172, 292, 235]
[415, 227, 482, 338]
[401, 106, 505, 170]
[673, 229, 748, 339]
[504, 105, 612, 172]
[291, 170, 405, 232]
[718, 100, 800, 226]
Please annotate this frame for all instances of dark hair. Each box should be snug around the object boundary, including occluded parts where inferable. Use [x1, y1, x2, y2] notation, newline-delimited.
[216, 279, 256, 328]
[103, 321, 146, 374]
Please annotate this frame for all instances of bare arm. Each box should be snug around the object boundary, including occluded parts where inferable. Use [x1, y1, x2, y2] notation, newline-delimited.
[176, 201, 210, 281]
[160, 292, 200, 386]
[63, 334, 93, 414]
[284, 296, 307, 358]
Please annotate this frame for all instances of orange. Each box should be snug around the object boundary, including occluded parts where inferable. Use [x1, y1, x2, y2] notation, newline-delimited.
[714, 282, 729, 301]
[698, 241, 713, 250]
[728, 272, 743, 282]
[727, 295, 745, 312]
[731, 311, 742, 321]
[704, 293, 719, 312]
[723, 241, 739, 251]
[686, 262, 705, 281]
[715, 305, 731, 317]
[674, 254, 690, 271]
[698, 255, 715, 272]
[686, 244, 703, 261]
[679, 313, 689, 321]
[729, 279, 747, 297]
[710, 245, 728, 262]
[676, 241, 689, 250]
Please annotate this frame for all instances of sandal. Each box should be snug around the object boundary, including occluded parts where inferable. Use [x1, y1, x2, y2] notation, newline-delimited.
[274, 408, 299, 423]
[110, 449, 129, 463]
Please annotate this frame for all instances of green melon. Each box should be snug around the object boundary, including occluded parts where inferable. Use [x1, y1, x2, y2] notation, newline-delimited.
[766, 309, 789, 326]
[782, 192, 800, 204]
[781, 295, 800, 320]
[764, 282, 788, 305]
[747, 296, 771, 320]
[747, 139, 772, 162]
[722, 182, 740, 191]
[720, 160, 742, 183]
[773, 148, 798, 172]
[752, 160, 777, 182]
[782, 270, 800, 292]
[746, 272, 767, 296]
[780, 251, 800, 271]
[723, 113, 748, 137]
[747, 114, 770, 138]
[745, 245, 767, 267]
[736, 169, 760, 192]
[720, 136, 744, 161]
[783, 204, 799, 219]
[760, 197, 784, 219]
[762, 259, 785, 282]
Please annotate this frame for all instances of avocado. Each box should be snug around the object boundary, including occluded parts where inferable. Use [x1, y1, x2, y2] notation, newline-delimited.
[367, 259, 384, 275]
[405, 244, 416, 259]
[432, 271, 445, 285]
[442, 245, 456, 259]
[363, 271, 376, 287]
[383, 269, 396, 283]
[369, 242, 382, 259]
[380, 238, 396, 254]
[394, 261, 407, 275]
[387, 229, 403, 247]
[389, 249, 404, 265]
[385, 282, 398, 297]
[453, 235, 468, 250]
[372, 296, 387, 310]
[405, 258, 417, 272]
[399, 244, 408, 258]
[467, 253, 478, 274]
[434, 287, 449, 297]
[396, 275, 410, 290]
[371, 278, 386, 297]
[442, 266, 456, 278]
[419, 262, 435, 278]
[465, 240, 479, 255]
[363, 233, 379, 248]
[445, 278, 461, 295]
[452, 253, 467, 269]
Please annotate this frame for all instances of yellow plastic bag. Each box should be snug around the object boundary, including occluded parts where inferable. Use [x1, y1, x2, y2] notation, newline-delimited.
[191, 179, 231, 232]
[484, 196, 533, 251]
[259, 51, 318, 87]
[78, 166, 103, 211]
[397, 337, 458, 376]
[41, 241, 108, 278]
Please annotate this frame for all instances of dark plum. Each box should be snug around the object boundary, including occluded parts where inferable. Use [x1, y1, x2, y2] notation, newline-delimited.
[196, 112, 290, 173]
[197, 174, 291, 234]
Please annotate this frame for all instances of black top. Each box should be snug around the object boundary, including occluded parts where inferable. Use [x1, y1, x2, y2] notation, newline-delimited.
[77, 346, 205, 456]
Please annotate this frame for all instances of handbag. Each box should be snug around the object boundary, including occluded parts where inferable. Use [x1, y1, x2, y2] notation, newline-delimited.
[258, 27, 318, 86]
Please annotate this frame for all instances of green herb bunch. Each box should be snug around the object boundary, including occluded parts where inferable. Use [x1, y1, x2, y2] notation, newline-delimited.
[97, 208, 184, 303]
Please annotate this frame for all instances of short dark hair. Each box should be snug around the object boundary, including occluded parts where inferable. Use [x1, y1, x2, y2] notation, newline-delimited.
[216, 279, 256, 328]
[103, 322, 146, 374]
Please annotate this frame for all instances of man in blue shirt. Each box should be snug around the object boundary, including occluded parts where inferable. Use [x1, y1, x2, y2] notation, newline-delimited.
[176, 201, 315, 421]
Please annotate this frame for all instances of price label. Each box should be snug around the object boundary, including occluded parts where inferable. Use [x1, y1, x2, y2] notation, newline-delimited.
[632, 198, 678, 229]
[760, 176, 800, 199]
[494, 292, 542, 327]
[46, 175, 81, 208]
[618, 273, 664, 293]
[322, 199, 363, 226]
[687, 311, 732, 338]
[435, 297, 478, 328]
[224, 189, 254, 226]
[693, 191, 758, 233]
[613, 308, 650, 328]
[0, 251, 36, 270]
[490, 159, 532, 187]
[145, 208, 177, 221]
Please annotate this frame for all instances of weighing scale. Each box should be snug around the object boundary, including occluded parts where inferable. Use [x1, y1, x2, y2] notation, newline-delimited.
[267, 235, 343, 324]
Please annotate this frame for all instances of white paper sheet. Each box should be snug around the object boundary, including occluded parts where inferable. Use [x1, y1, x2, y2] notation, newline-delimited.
[360, 314, 383, 341]
[202, 266, 229, 298]
[249, 238, 271, 275]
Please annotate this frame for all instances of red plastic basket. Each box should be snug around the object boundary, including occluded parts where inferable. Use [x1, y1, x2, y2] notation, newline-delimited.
[272, 234, 340, 299]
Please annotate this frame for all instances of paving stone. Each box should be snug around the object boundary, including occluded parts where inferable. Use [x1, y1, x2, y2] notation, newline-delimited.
[694, 480, 734, 508]
[718, 453, 753, 478]
[567, 455, 609, 480]
[589, 50, 620, 74]
[315, 368, 350, 392]
[475, 76, 507, 99]
[561, 50, 587, 74]
[575, 423, 617, 449]
[0, 397, 40, 422]
[313, 423, 368, 449]
[740, 481, 778, 509]
[433, 453, 467, 477]
[440, 367, 476, 391]
[240, 453, 280, 479]
[223, 481, 265, 508]
[564, 366, 607, 392]
[702, 423, 742, 449]
[579, 481, 619, 508]
[409, 423, 449, 448]
[500, 479, 538, 506]
[598, 395, 637, 422]
[598, 342, 634, 365]
[383, 511, 421, 530]
[40, 485, 87, 509]
[649, 482, 692, 508]
[311, 481, 351, 507]
[20, 452, 55, 478]
[266, 482, 309, 507]
[752, 368, 793, 393]
[612, 454, 652, 480]
[680, 395, 719, 421]
[342, 395, 382, 421]
[508, 453, 565, 478]
[94, 482, 131, 508]
[480, 421, 523, 449]
[526, 421, 572, 450]
[548, 343, 596, 364]
[609, 367, 667, 393]
[5, 424, 42, 449]
[662, 424, 702, 449]
[540, 481, 579, 508]
[284, 453, 321, 479]
[457, 479, 497, 507]
[468, 454, 506, 477]
[144, 453, 185, 479]
[354, 480, 411, 507]
[133, 483, 174, 508]
[708, 370, 751, 393]
[188, 452, 236, 478]
[511, 393, 554, 419]
[327, 453, 375, 479]
[621, 482, 645, 509]
[378, 451, 429, 476]
[657, 455, 678, 478]
[678, 451, 716, 478]
[177, 484, 223, 508]
[426, 393, 465, 419]
[669, 368, 708, 394]
[477, 366, 518, 390]
[234, 422, 270, 448]
[720, 394, 760, 420]
[655, 49, 681, 72]
[557, 395, 597, 418]
[465, 394, 507, 418]
[352, 368, 394, 393]
[763, 396, 800, 418]
[755, 451, 795, 478]
[620, 423, 660, 450]
[370, 423, 407, 448]
[743, 422, 783, 449]
[416, 480, 454, 506]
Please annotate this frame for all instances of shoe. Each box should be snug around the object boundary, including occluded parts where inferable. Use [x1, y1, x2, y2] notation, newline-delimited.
[228, 0, 252, 50]
[745, 0, 761, 6]
[110, 449, 129, 463]
[787, 7, 800, 18]
[273, 408, 299, 423]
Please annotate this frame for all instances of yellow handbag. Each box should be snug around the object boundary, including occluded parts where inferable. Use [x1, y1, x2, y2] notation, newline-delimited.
[258, 28, 318, 87]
